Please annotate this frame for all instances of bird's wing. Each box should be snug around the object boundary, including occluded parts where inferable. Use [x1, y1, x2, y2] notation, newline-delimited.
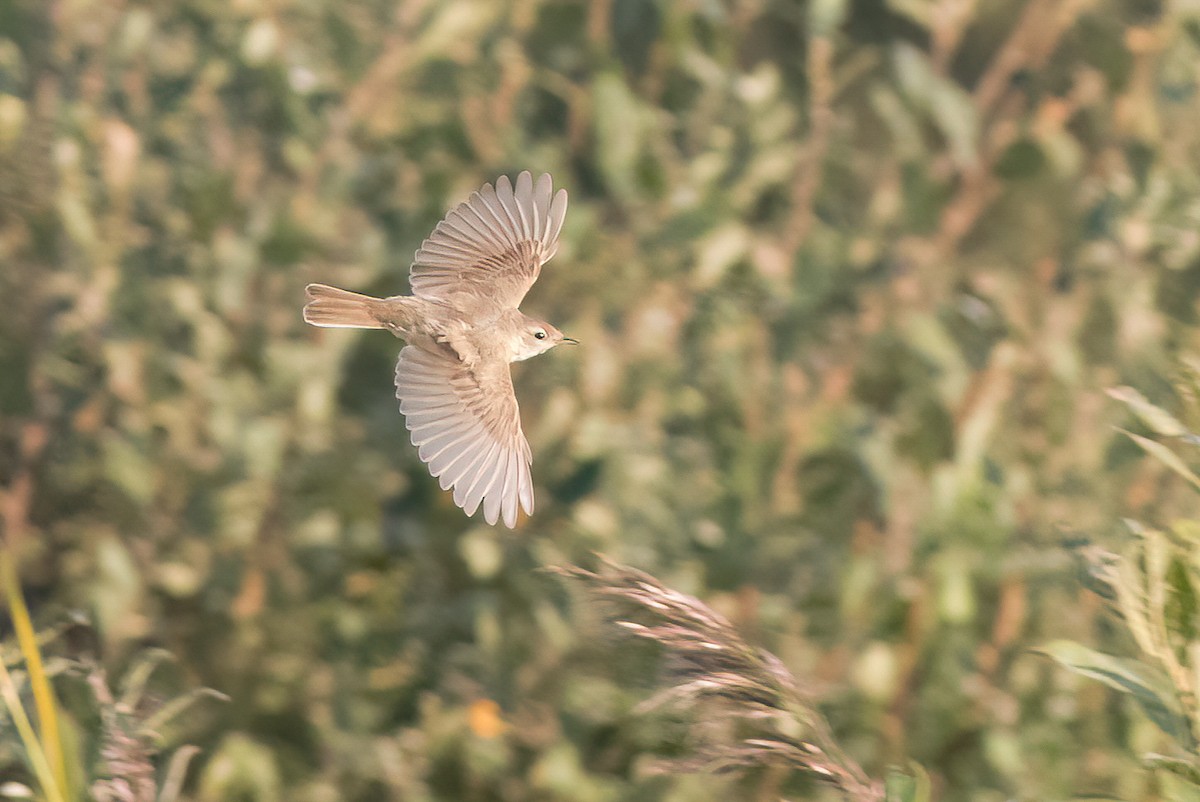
[394, 345, 534, 528]
[409, 171, 568, 313]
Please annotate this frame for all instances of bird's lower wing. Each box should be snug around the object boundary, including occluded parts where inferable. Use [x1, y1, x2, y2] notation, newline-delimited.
[394, 346, 534, 528]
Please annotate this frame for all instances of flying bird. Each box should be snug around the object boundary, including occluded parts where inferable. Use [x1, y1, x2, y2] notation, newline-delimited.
[303, 172, 572, 528]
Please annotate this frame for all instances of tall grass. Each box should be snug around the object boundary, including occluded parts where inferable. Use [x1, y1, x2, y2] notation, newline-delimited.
[555, 558, 903, 801]
[1042, 379, 1200, 793]
[0, 549, 71, 802]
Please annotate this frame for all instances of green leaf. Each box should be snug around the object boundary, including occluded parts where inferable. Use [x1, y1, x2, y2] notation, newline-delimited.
[993, 139, 1046, 179]
[1037, 640, 1193, 746]
[1118, 428, 1200, 492]
[100, 432, 156, 505]
[1146, 753, 1200, 787]
[884, 0, 933, 29]
[884, 763, 931, 802]
[118, 647, 174, 709]
[140, 688, 231, 744]
[1161, 769, 1200, 802]
[892, 43, 978, 168]
[808, 0, 848, 37]
[1165, 553, 1199, 642]
[593, 72, 645, 202]
[1108, 386, 1190, 437]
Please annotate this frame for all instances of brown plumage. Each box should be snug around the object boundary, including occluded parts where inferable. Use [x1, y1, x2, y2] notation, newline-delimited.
[303, 172, 572, 528]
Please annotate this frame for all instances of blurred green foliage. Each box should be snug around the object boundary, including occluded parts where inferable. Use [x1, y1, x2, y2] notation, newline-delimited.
[3, 0, 1200, 799]
[1041, 380, 1200, 800]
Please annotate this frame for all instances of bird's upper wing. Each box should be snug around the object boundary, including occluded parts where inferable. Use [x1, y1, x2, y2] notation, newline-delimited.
[394, 345, 534, 528]
[409, 172, 568, 313]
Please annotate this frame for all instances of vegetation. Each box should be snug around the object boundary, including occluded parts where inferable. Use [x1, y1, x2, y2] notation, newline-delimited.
[3, 0, 1200, 798]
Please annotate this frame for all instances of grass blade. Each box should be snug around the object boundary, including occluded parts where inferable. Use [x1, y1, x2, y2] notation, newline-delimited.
[0, 550, 71, 800]
[1119, 429, 1200, 492]
[0, 652, 64, 802]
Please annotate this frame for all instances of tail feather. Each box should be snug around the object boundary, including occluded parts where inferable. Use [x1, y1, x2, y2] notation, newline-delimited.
[303, 283, 386, 329]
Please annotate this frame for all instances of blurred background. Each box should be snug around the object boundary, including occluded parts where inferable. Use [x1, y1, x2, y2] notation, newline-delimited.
[2, 0, 1200, 799]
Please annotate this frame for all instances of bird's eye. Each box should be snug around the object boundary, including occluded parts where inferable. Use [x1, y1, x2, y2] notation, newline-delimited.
[534, 330, 547, 340]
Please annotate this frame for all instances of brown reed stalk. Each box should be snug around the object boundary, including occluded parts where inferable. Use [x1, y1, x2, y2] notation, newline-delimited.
[554, 557, 884, 801]
[87, 665, 158, 802]
[84, 652, 223, 802]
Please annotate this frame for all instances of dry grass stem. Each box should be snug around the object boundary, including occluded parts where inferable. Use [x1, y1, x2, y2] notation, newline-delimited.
[84, 656, 220, 802]
[555, 558, 883, 801]
[87, 667, 157, 802]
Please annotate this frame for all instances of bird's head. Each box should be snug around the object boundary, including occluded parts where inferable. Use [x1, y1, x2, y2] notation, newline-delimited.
[511, 317, 577, 362]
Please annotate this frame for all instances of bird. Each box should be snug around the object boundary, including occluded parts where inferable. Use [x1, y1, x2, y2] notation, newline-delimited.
[302, 171, 573, 528]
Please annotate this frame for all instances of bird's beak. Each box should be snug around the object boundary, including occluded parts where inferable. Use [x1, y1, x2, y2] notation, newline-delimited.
[562, 337, 580, 345]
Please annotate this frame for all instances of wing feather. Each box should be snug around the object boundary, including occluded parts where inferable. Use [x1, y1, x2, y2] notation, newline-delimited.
[532, 173, 551, 242]
[492, 176, 523, 243]
[483, 465, 504, 526]
[410, 172, 568, 313]
[428, 436, 478, 478]
[478, 183, 517, 246]
[544, 187, 568, 252]
[437, 432, 489, 490]
[457, 203, 505, 244]
[463, 442, 503, 516]
[498, 449, 519, 528]
[518, 456, 534, 515]
[513, 171, 534, 240]
[394, 346, 534, 528]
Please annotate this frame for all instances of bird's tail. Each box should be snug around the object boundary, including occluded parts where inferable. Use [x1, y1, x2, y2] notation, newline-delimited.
[303, 284, 386, 329]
